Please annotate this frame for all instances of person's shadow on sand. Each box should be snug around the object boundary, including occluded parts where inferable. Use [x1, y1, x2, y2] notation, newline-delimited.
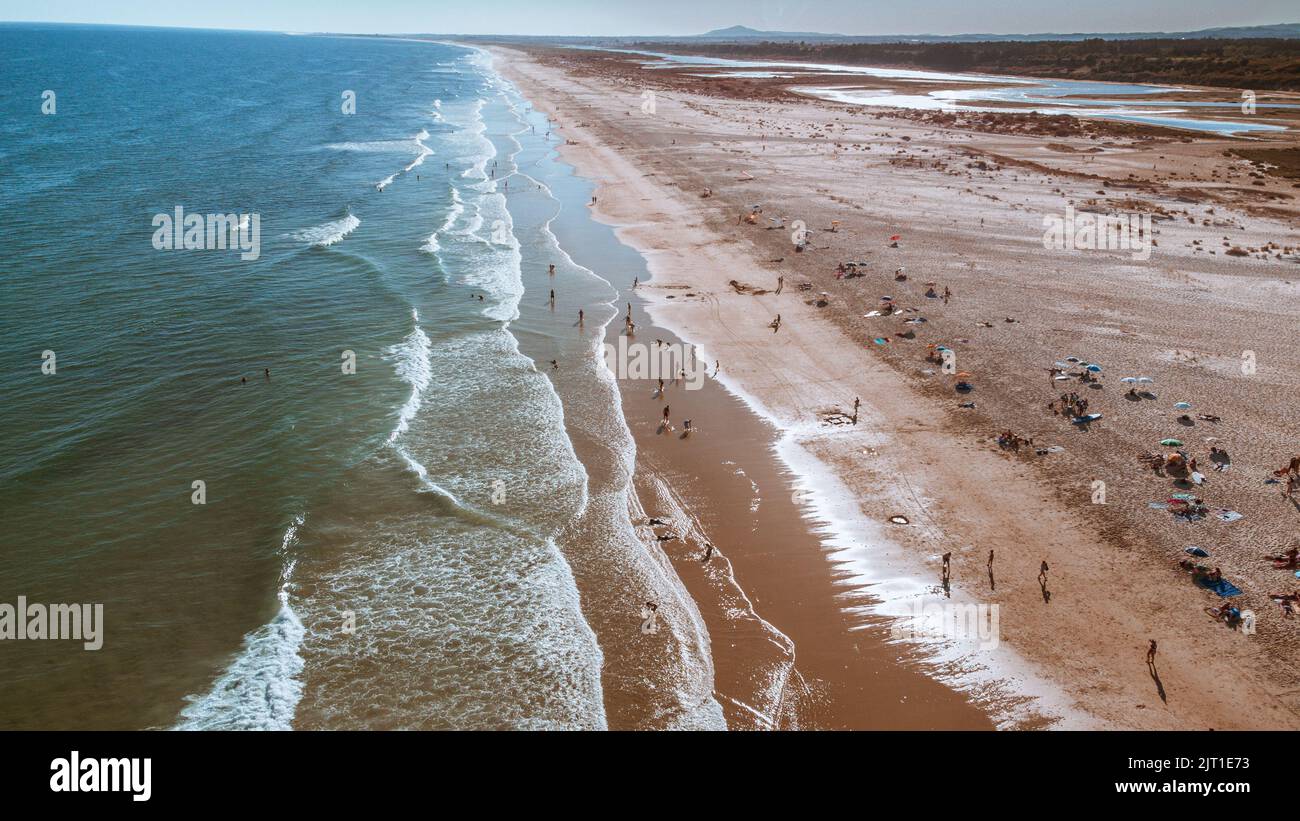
[1148, 660, 1168, 704]
[1040, 576, 1052, 604]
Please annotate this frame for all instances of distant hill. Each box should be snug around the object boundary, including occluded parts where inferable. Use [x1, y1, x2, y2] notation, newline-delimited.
[692, 22, 1300, 43]
[698, 25, 847, 41]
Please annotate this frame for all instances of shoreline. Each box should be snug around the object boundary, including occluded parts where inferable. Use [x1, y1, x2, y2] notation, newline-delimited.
[485, 50, 997, 729]
[488, 43, 1300, 730]
[490, 46, 1064, 729]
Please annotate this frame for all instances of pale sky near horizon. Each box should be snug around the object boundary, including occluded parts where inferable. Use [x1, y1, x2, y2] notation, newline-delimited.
[0, 0, 1293, 37]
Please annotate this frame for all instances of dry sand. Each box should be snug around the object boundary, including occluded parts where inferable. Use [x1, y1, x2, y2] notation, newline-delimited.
[488, 44, 1300, 730]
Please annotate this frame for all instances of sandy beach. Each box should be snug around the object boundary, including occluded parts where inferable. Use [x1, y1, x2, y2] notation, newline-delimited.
[488, 43, 1300, 730]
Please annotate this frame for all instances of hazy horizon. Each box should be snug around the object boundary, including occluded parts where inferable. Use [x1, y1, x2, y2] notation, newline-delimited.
[0, 0, 1295, 38]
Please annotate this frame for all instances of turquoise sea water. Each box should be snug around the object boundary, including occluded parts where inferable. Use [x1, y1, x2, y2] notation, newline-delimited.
[0, 25, 723, 729]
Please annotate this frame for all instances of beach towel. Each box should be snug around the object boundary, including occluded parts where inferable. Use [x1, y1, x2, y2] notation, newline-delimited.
[1215, 510, 1243, 523]
[1196, 577, 1242, 597]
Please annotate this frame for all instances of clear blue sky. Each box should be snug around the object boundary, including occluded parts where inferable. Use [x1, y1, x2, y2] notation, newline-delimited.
[0, 0, 1292, 37]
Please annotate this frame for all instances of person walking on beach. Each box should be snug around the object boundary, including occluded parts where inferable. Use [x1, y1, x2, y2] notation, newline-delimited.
[771, 314, 781, 333]
[578, 308, 584, 326]
[549, 263, 555, 276]
[1039, 560, 1049, 585]
[702, 543, 713, 562]
[942, 551, 952, 582]
[1146, 639, 1158, 666]
[633, 277, 638, 289]
[852, 396, 860, 425]
[776, 275, 784, 295]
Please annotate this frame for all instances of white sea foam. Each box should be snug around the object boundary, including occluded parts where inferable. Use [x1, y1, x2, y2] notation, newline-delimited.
[172, 514, 307, 731]
[384, 308, 433, 442]
[404, 129, 434, 173]
[325, 137, 427, 155]
[290, 213, 360, 247]
[327, 130, 435, 189]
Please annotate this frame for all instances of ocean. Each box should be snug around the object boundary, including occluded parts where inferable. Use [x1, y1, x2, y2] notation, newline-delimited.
[0, 24, 724, 730]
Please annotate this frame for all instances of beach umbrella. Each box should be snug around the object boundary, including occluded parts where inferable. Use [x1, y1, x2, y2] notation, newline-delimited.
[1065, 356, 1081, 363]
[1174, 402, 1192, 410]
[1086, 364, 1103, 373]
[1136, 376, 1154, 384]
[1054, 361, 1071, 369]
[955, 371, 973, 378]
[889, 234, 901, 241]
[1160, 438, 1183, 446]
[1120, 377, 1138, 384]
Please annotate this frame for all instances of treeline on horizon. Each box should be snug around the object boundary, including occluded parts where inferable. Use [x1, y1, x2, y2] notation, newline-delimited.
[637, 38, 1300, 91]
